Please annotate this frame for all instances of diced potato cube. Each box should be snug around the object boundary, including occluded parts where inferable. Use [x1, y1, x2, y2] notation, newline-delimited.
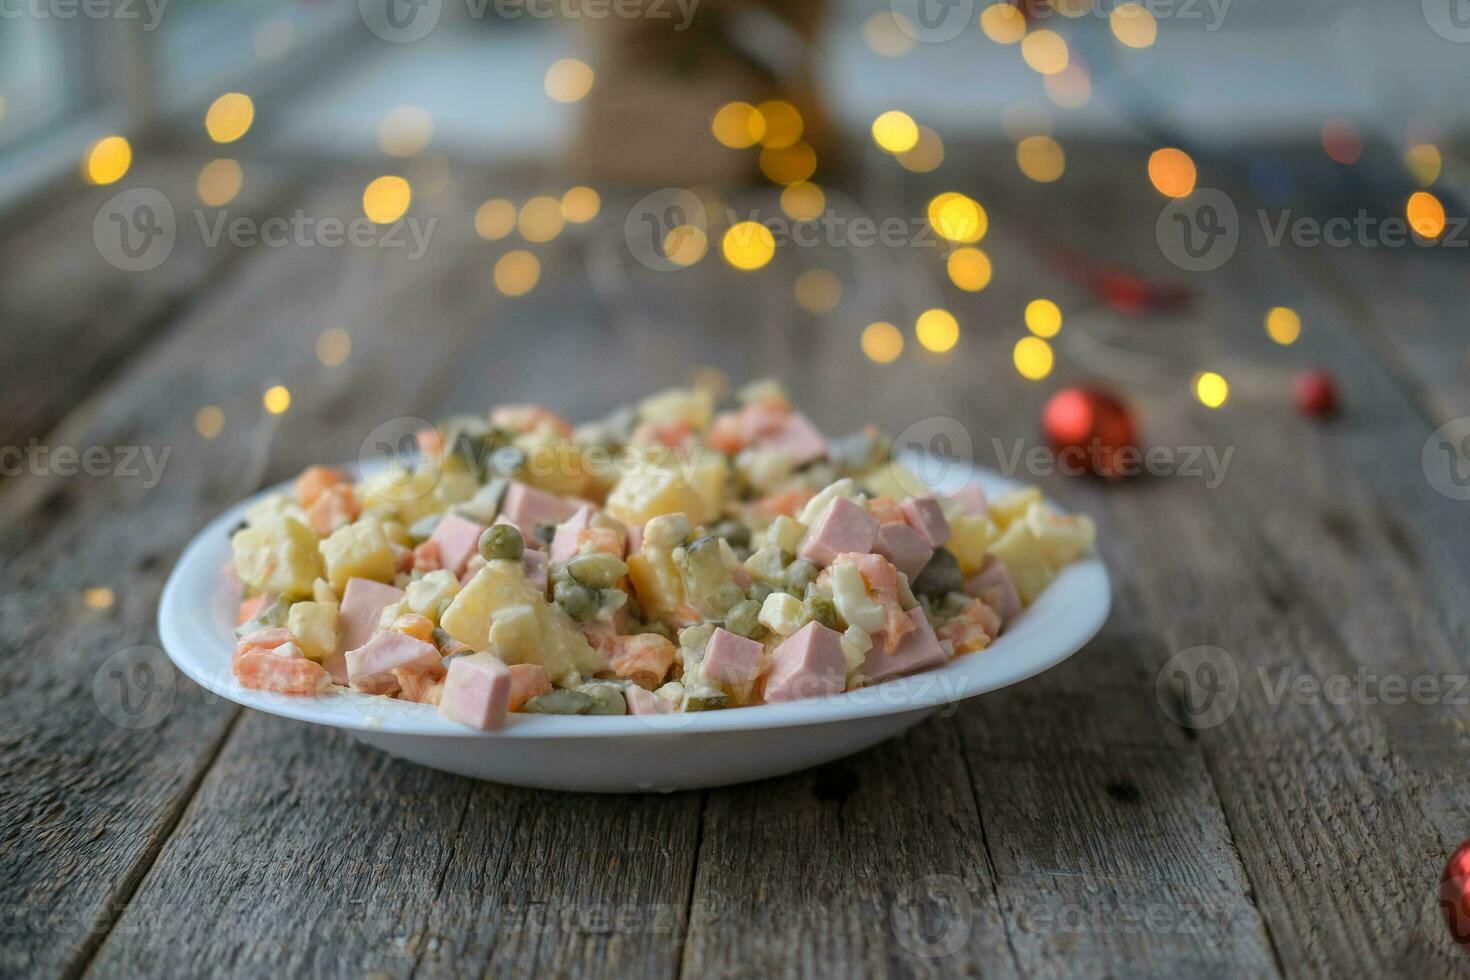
[989, 487, 1043, 530]
[861, 461, 930, 502]
[766, 515, 806, 555]
[231, 517, 323, 600]
[287, 601, 339, 661]
[758, 592, 805, 637]
[405, 569, 460, 622]
[947, 513, 999, 576]
[685, 452, 728, 523]
[319, 520, 395, 593]
[440, 560, 536, 650]
[243, 493, 307, 528]
[515, 433, 593, 498]
[627, 548, 686, 622]
[488, 603, 542, 655]
[639, 387, 714, 431]
[358, 465, 445, 525]
[987, 521, 1056, 605]
[1024, 502, 1096, 567]
[743, 545, 787, 588]
[606, 466, 706, 526]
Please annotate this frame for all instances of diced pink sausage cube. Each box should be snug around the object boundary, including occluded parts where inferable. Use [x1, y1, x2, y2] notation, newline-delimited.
[522, 548, 549, 591]
[963, 555, 1022, 626]
[346, 630, 442, 693]
[438, 652, 513, 730]
[702, 627, 764, 690]
[328, 578, 405, 684]
[763, 622, 847, 703]
[946, 485, 988, 516]
[499, 481, 580, 541]
[755, 411, 827, 467]
[798, 496, 879, 567]
[624, 685, 676, 716]
[861, 608, 948, 683]
[429, 513, 486, 577]
[550, 505, 597, 563]
[873, 521, 935, 581]
[900, 496, 951, 549]
[625, 521, 644, 555]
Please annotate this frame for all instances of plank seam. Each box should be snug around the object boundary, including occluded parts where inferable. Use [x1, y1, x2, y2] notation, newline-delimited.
[673, 790, 708, 980]
[953, 715, 1027, 976]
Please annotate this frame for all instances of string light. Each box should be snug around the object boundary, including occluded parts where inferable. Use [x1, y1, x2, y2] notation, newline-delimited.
[759, 142, 817, 185]
[495, 250, 540, 296]
[722, 222, 775, 271]
[1193, 371, 1229, 408]
[712, 102, 765, 149]
[84, 136, 132, 185]
[263, 385, 291, 414]
[1110, 4, 1158, 48]
[756, 100, 802, 149]
[317, 328, 351, 366]
[378, 106, 433, 158]
[1407, 191, 1447, 239]
[363, 176, 411, 224]
[196, 159, 242, 206]
[663, 225, 707, 267]
[194, 406, 225, 439]
[1265, 307, 1301, 345]
[518, 195, 565, 243]
[1321, 119, 1362, 165]
[1025, 299, 1062, 337]
[205, 93, 255, 143]
[872, 111, 920, 153]
[1021, 30, 1069, 75]
[84, 587, 115, 610]
[862, 322, 903, 363]
[1045, 65, 1091, 109]
[946, 247, 992, 292]
[1017, 136, 1065, 182]
[980, 3, 1026, 44]
[475, 199, 516, 240]
[561, 186, 601, 223]
[897, 126, 944, 173]
[863, 13, 916, 56]
[927, 192, 987, 243]
[1404, 144, 1442, 186]
[915, 309, 959, 353]
[795, 270, 841, 313]
[780, 182, 825, 220]
[1013, 337, 1054, 380]
[1148, 148, 1196, 198]
[545, 59, 594, 103]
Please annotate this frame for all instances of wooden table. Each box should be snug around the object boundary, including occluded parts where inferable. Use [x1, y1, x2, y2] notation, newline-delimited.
[3, 139, 1468, 978]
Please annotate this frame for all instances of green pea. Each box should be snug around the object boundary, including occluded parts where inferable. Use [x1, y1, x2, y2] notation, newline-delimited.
[567, 552, 629, 590]
[724, 599, 765, 639]
[784, 559, 818, 593]
[803, 595, 841, 631]
[478, 523, 524, 562]
[521, 689, 594, 714]
[911, 548, 963, 598]
[576, 683, 627, 715]
[746, 581, 775, 605]
[554, 580, 598, 621]
[679, 623, 716, 652]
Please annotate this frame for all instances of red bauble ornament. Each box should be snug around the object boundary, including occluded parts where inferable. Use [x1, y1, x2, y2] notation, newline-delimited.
[1293, 369, 1338, 417]
[1441, 839, 1470, 946]
[1042, 387, 1140, 480]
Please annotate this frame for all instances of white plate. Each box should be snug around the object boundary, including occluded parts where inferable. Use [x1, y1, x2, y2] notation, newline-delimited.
[158, 458, 1110, 792]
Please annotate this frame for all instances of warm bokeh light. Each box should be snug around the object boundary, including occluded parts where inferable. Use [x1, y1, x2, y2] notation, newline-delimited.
[205, 93, 255, 144]
[518, 195, 565, 243]
[1017, 136, 1065, 182]
[722, 221, 776, 271]
[1050, 0, 1091, 15]
[663, 225, 708, 267]
[1194, 371, 1229, 408]
[1045, 65, 1092, 109]
[263, 385, 291, 414]
[862, 322, 904, 363]
[475, 199, 517, 240]
[561, 186, 601, 223]
[1321, 119, 1362, 165]
[194, 405, 225, 439]
[759, 141, 817, 185]
[84, 136, 132, 185]
[317, 328, 351, 366]
[946, 247, 992, 292]
[1021, 30, 1069, 75]
[1013, 337, 1055, 380]
[780, 181, 825, 220]
[1265, 307, 1301, 345]
[928, 192, 987, 243]
[915, 308, 959, 353]
[363, 176, 411, 224]
[897, 126, 945, 173]
[494, 250, 541, 296]
[84, 587, 115, 610]
[1407, 191, 1447, 239]
[1025, 299, 1062, 338]
[1404, 143, 1442, 187]
[196, 159, 242, 206]
[1148, 148, 1197, 198]
[378, 106, 433, 158]
[863, 12, 916, 56]
[795, 269, 841, 313]
[756, 100, 803, 149]
[872, 110, 920, 153]
[1110, 4, 1158, 47]
[545, 59, 594, 103]
[980, 3, 1026, 44]
[712, 102, 766, 149]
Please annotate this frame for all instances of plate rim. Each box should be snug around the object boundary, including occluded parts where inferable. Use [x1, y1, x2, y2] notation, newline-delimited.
[158, 458, 1110, 739]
